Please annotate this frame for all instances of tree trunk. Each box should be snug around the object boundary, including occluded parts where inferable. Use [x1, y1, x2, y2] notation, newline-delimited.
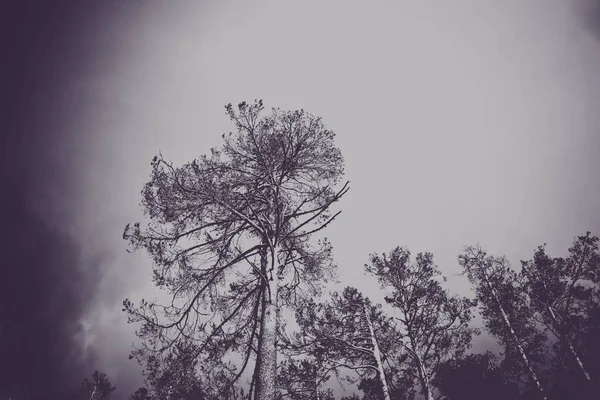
[482, 273, 548, 400]
[314, 370, 321, 400]
[406, 335, 433, 400]
[363, 305, 391, 400]
[88, 385, 97, 400]
[546, 305, 591, 381]
[417, 362, 434, 400]
[315, 373, 320, 400]
[254, 244, 280, 400]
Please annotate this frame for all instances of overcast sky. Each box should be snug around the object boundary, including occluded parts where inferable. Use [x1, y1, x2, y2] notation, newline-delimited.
[3, 1, 600, 399]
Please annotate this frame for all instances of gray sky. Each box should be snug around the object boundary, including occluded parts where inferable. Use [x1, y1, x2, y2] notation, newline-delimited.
[33, 0, 600, 397]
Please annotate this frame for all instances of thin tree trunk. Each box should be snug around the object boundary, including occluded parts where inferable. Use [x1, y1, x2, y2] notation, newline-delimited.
[363, 305, 391, 400]
[482, 272, 548, 400]
[528, 270, 592, 382]
[417, 362, 434, 400]
[315, 373, 320, 400]
[546, 305, 591, 381]
[406, 332, 433, 400]
[254, 243, 280, 400]
[88, 385, 97, 400]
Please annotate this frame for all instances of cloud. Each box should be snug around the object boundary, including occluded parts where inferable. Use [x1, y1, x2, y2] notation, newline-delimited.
[0, 171, 101, 399]
[0, 2, 111, 398]
[574, 0, 600, 42]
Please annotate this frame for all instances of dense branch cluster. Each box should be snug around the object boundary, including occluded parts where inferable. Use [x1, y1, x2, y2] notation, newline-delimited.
[122, 100, 348, 399]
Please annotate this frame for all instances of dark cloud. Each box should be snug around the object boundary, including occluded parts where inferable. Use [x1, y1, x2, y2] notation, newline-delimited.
[0, 1, 111, 399]
[574, 0, 600, 42]
[0, 172, 100, 399]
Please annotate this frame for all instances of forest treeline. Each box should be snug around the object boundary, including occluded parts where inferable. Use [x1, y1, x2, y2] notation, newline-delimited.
[115, 232, 598, 400]
[119, 101, 598, 400]
[75, 228, 600, 400]
[8, 100, 598, 400]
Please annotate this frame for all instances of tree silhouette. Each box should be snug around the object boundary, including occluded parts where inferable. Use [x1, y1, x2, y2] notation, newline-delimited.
[131, 340, 207, 399]
[433, 352, 519, 400]
[459, 246, 549, 400]
[520, 233, 599, 381]
[79, 371, 116, 400]
[291, 287, 398, 400]
[276, 358, 335, 400]
[129, 339, 249, 400]
[129, 387, 154, 400]
[355, 375, 413, 400]
[366, 247, 476, 400]
[123, 100, 348, 400]
[520, 232, 600, 398]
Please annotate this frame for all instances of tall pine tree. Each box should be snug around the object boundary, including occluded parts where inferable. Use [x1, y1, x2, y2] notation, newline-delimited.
[123, 100, 348, 400]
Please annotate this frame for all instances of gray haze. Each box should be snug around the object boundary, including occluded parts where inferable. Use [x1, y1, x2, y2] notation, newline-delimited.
[32, 0, 600, 397]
